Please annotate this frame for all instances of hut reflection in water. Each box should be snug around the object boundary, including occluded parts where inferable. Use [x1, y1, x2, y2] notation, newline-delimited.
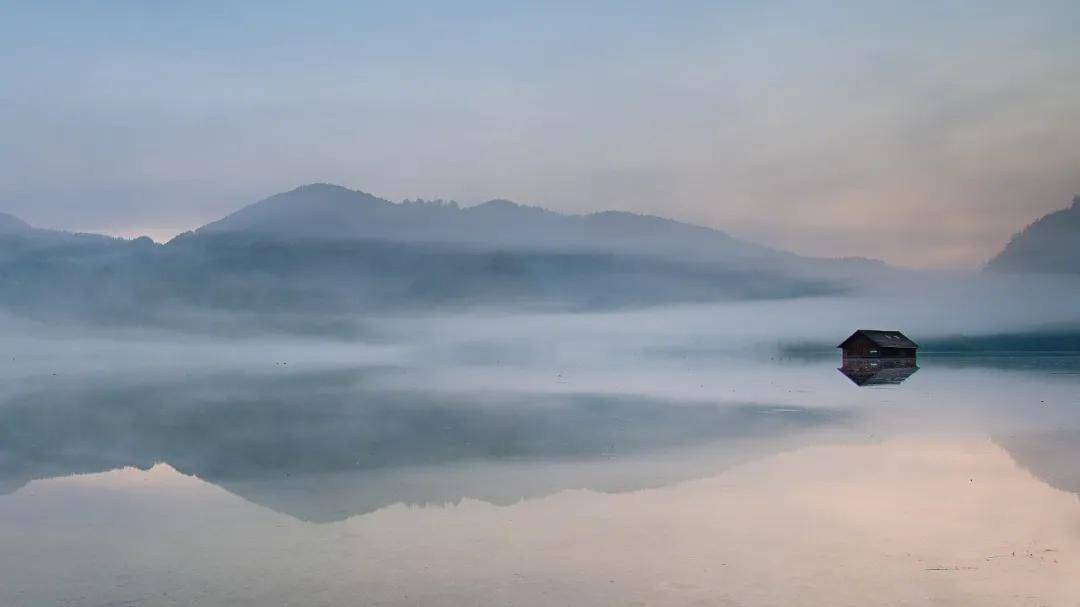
[839, 358, 919, 386]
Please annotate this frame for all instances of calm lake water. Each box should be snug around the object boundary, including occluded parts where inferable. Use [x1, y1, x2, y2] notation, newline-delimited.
[1, 331, 1079, 606]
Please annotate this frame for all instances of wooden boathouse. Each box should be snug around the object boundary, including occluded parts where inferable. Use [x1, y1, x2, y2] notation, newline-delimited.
[838, 329, 918, 362]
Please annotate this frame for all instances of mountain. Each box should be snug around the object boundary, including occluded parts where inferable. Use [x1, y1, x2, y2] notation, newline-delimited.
[0, 212, 31, 233]
[987, 196, 1080, 274]
[0, 184, 875, 327]
[0, 215, 158, 320]
[0, 212, 132, 264]
[199, 183, 398, 238]
[198, 183, 786, 263]
[0, 212, 124, 246]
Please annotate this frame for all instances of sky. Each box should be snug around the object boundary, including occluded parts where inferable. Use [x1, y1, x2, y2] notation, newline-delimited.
[2, 1, 1079, 268]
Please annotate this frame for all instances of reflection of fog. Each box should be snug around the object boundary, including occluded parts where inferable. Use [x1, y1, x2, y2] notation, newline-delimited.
[0, 367, 848, 521]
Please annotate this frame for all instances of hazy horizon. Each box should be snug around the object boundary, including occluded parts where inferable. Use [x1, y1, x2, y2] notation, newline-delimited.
[4, 2, 1080, 268]
[4, 180, 1076, 272]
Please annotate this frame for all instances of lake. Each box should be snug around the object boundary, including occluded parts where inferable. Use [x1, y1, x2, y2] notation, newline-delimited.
[1, 327, 1079, 606]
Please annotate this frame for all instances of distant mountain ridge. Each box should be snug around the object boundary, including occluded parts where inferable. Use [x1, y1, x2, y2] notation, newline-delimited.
[0, 183, 895, 326]
[988, 196, 1080, 274]
[0, 212, 128, 269]
[0, 212, 122, 243]
[196, 183, 788, 264]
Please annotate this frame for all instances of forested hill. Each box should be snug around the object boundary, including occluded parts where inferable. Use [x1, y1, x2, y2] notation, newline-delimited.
[988, 196, 1080, 274]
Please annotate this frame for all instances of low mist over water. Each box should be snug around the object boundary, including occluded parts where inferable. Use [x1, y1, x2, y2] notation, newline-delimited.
[3, 312, 1080, 604]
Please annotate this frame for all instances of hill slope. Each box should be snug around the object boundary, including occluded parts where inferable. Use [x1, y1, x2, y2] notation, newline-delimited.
[0, 212, 31, 233]
[988, 196, 1080, 274]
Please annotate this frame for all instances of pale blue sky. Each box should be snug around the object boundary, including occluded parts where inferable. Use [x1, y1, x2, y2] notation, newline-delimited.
[2, 1, 1078, 266]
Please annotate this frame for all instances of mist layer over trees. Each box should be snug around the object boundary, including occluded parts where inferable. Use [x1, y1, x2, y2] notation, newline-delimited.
[0, 185, 1078, 344]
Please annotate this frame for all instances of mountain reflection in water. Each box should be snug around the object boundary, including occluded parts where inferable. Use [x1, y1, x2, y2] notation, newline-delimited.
[993, 430, 1080, 497]
[2, 436, 1078, 606]
[2, 352, 1080, 606]
[0, 367, 847, 521]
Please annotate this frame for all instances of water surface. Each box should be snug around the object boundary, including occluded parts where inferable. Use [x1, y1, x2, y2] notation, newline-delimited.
[1, 336, 1078, 606]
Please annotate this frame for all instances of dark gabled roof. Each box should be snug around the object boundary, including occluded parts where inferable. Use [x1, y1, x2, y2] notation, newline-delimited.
[837, 329, 918, 349]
